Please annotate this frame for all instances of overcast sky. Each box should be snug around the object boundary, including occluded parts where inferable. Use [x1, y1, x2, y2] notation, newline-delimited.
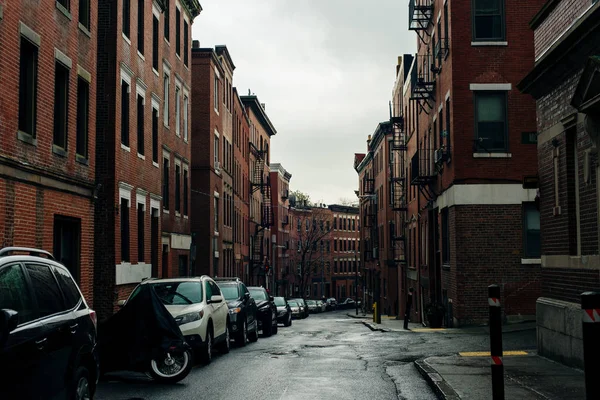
[192, 0, 416, 205]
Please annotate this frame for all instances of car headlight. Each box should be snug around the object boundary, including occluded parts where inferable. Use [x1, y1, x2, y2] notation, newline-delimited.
[229, 307, 242, 314]
[175, 311, 203, 326]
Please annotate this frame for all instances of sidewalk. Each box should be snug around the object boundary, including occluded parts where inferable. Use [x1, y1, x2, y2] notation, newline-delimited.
[415, 353, 585, 399]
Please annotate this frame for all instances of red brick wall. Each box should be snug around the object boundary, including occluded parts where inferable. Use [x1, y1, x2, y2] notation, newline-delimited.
[233, 90, 250, 280]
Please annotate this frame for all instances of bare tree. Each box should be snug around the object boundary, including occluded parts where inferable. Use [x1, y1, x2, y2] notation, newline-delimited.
[288, 206, 333, 298]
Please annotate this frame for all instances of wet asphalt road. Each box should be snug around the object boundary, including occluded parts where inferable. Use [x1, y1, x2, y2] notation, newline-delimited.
[96, 310, 536, 400]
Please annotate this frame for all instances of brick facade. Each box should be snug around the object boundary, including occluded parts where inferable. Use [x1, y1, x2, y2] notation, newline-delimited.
[329, 205, 361, 303]
[269, 164, 292, 297]
[0, 1, 97, 303]
[233, 89, 250, 280]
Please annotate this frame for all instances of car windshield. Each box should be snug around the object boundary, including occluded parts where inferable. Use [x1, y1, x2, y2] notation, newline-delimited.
[274, 297, 286, 306]
[219, 284, 240, 300]
[249, 288, 268, 300]
[288, 300, 298, 306]
[307, 300, 316, 305]
[151, 281, 203, 305]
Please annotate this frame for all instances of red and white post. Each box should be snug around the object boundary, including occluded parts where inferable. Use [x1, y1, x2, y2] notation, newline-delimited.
[488, 284, 504, 400]
[581, 291, 600, 399]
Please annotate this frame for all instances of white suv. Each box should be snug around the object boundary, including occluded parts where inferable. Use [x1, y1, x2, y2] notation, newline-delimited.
[121, 276, 230, 364]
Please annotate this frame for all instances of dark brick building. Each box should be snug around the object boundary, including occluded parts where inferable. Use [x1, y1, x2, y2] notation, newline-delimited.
[269, 163, 292, 296]
[519, 0, 600, 368]
[392, 0, 545, 326]
[0, 0, 98, 302]
[329, 205, 361, 302]
[233, 88, 250, 280]
[94, 0, 201, 319]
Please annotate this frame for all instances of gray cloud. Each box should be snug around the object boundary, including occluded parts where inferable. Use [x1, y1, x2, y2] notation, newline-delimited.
[192, 0, 416, 204]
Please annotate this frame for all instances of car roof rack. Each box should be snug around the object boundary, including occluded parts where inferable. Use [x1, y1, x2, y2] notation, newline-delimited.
[0, 247, 55, 260]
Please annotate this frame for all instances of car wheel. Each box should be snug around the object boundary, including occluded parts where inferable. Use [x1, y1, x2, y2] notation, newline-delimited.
[263, 317, 272, 337]
[284, 313, 291, 327]
[236, 320, 247, 347]
[201, 326, 213, 364]
[248, 321, 258, 343]
[218, 322, 230, 354]
[71, 366, 92, 400]
[273, 318, 278, 334]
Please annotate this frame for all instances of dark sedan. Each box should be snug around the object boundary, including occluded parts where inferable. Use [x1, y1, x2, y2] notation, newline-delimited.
[248, 287, 278, 336]
[215, 279, 259, 346]
[273, 296, 292, 327]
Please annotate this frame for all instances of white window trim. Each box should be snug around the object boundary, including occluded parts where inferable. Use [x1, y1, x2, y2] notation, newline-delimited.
[150, 196, 161, 211]
[151, 94, 160, 114]
[469, 83, 512, 91]
[214, 191, 220, 198]
[471, 41, 508, 47]
[54, 48, 72, 69]
[163, 149, 170, 160]
[119, 182, 134, 204]
[77, 65, 91, 83]
[152, 2, 160, 17]
[136, 192, 147, 210]
[473, 153, 512, 158]
[136, 80, 147, 102]
[521, 258, 541, 265]
[120, 64, 133, 86]
[445, 90, 451, 101]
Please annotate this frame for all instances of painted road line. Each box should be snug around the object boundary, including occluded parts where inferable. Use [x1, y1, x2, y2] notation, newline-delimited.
[459, 351, 528, 357]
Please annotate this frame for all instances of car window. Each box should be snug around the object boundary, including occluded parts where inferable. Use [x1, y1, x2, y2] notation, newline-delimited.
[0, 264, 36, 324]
[241, 283, 250, 295]
[219, 284, 240, 300]
[288, 300, 298, 306]
[205, 281, 213, 300]
[152, 281, 202, 305]
[25, 263, 65, 317]
[249, 288, 267, 300]
[273, 297, 286, 306]
[53, 267, 82, 310]
[208, 281, 221, 296]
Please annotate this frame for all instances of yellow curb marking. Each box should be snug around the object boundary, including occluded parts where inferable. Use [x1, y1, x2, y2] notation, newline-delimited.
[459, 351, 528, 357]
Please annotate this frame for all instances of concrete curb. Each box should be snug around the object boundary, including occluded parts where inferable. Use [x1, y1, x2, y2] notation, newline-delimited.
[414, 358, 461, 400]
[360, 320, 390, 332]
[346, 313, 367, 319]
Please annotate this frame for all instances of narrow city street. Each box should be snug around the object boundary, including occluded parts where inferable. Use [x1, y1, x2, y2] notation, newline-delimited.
[96, 311, 536, 400]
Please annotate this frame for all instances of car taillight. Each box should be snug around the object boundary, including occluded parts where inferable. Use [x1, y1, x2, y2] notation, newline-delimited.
[89, 309, 98, 331]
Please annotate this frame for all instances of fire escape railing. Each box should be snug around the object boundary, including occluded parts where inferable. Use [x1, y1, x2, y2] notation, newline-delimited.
[410, 53, 436, 114]
[409, 0, 434, 43]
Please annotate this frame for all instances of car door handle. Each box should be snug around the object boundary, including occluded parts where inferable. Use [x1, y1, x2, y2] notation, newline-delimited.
[69, 323, 79, 334]
[35, 338, 47, 350]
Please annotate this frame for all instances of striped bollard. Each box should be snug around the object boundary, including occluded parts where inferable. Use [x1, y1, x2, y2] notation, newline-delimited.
[582, 292, 600, 400]
[489, 284, 504, 400]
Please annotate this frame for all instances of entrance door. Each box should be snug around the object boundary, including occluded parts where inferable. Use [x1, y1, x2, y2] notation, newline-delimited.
[53, 216, 81, 283]
[151, 210, 159, 277]
[161, 243, 169, 278]
[178, 255, 188, 277]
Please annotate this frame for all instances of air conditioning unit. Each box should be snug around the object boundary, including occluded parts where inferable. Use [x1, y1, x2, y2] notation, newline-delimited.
[214, 161, 221, 172]
[434, 148, 447, 164]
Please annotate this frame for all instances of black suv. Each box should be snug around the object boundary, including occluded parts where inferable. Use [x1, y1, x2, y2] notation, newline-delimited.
[0, 247, 99, 400]
[215, 278, 259, 346]
[247, 286, 278, 336]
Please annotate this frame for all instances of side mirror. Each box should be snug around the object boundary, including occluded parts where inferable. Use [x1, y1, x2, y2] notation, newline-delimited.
[117, 300, 127, 307]
[269, 296, 274, 302]
[0, 309, 18, 347]
[244, 292, 251, 299]
[209, 295, 223, 303]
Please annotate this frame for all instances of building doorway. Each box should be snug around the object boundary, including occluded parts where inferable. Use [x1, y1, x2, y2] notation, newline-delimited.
[53, 216, 81, 283]
[151, 209, 159, 277]
[162, 242, 169, 278]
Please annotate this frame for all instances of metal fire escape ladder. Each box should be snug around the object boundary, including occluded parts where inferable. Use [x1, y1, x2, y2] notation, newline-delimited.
[389, 116, 407, 265]
[409, 0, 434, 44]
[261, 174, 273, 228]
[251, 226, 264, 264]
[410, 53, 436, 114]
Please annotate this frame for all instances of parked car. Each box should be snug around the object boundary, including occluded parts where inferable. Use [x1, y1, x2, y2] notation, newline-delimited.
[248, 286, 278, 336]
[287, 300, 302, 319]
[0, 247, 99, 400]
[273, 296, 292, 326]
[292, 298, 310, 318]
[215, 278, 259, 346]
[316, 299, 327, 312]
[120, 275, 230, 364]
[326, 298, 338, 311]
[339, 297, 356, 309]
[306, 299, 320, 313]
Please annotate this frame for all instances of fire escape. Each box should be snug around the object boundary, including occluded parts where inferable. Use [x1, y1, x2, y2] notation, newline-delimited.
[250, 142, 273, 275]
[409, 0, 435, 114]
[389, 116, 407, 264]
[362, 170, 378, 261]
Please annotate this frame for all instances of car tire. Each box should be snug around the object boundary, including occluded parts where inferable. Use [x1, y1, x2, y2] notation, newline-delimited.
[248, 321, 258, 343]
[284, 313, 291, 327]
[263, 317, 272, 337]
[71, 366, 92, 400]
[218, 322, 230, 354]
[236, 320, 248, 347]
[273, 319, 278, 335]
[201, 326, 213, 365]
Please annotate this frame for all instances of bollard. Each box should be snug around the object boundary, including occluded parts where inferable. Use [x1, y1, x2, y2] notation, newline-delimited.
[581, 292, 600, 400]
[373, 302, 377, 323]
[488, 284, 504, 400]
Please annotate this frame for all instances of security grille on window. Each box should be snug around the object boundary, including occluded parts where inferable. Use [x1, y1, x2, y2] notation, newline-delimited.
[472, 0, 505, 41]
[474, 91, 507, 152]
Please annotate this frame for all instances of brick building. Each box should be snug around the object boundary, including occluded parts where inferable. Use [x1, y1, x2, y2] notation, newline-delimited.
[391, 0, 544, 326]
[269, 163, 292, 296]
[190, 45, 224, 278]
[0, 0, 97, 301]
[232, 88, 250, 280]
[518, 0, 600, 368]
[329, 205, 361, 302]
[94, 0, 201, 319]
[242, 95, 276, 288]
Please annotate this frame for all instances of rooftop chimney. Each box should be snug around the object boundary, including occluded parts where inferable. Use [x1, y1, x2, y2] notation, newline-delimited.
[192, 40, 200, 49]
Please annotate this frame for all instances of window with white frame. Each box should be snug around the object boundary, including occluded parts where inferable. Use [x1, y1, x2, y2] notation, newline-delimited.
[163, 70, 170, 127]
[175, 83, 181, 136]
[474, 91, 508, 152]
[214, 74, 219, 113]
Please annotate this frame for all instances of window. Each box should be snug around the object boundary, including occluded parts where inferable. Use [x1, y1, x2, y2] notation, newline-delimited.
[523, 203, 541, 258]
[79, 0, 90, 29]
[152, 108, 158, 162]
[121, 81, 130, 146]
[19, 37, 38, 137]
[138, 203, 144, 262]
[175, 86, 181, 136]
[162, 157, 169, 209]
[0, 264, 36, 324]
[175, 7, 181, 57]
[474, 91, 507, 152]
[175, 164, 181, 213]
[183, 95, 188, 141]
[76, 78, 89, 158]
[163, 73, 169, 126]
[137, 94, 144, 155]
[297, 218, 301, 231]
[53, 267, 81, 309]
[214, 197, 219, 232]
[444, 1, 449, 46]
[122, 0, 130, 39]
[25, 264, 65, 317]
[352, 219, 356, 231]
[472, 0, 505, 41]
[214, 135, 219, 167]
[439, 109, 444, 149]
[183, 20, 189, 66]
[333, 217, 337, 230]
[137, 0, 144, 53]
[445, 98, 451, 149]
[334, 239, 338, 252]
[442, 208, 450, 264]
[214, 76, 219, 112]
[152, 15, 159, 70]
[121, 198, 130, 261]
[53, 62, 70, 150]
[164, 0, 170, 41]
[183, 168, 188, 216]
